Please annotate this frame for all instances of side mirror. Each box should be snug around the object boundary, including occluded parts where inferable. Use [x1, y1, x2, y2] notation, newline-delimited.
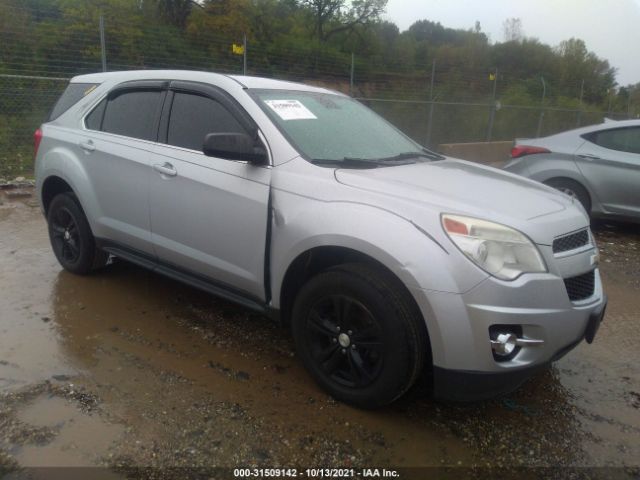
[202, 133, 268, 165]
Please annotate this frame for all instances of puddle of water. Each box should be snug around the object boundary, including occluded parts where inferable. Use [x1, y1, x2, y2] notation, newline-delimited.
[0, 202, 74, 391]
[14, 395, 124, 467]
[47, 264, 471, 467]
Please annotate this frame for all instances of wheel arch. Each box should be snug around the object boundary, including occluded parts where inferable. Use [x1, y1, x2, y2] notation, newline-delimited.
[36, 141, 101, 232]
[279, 245, 433, 368]
[41, 175, 75, 214]
[527, 161, 603, 213]
[541, 175, 594, 214]
[278, 245, 433, 370]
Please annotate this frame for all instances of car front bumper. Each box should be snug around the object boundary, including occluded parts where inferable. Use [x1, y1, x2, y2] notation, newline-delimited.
[432, 296, 606, 401]
[409, 266, 607, 401]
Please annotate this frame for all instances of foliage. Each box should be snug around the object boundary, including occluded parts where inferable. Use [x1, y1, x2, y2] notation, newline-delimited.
[0, 0, 635, 175]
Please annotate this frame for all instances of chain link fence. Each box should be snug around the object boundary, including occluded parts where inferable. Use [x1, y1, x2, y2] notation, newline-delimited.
[0, 2, 635, 177]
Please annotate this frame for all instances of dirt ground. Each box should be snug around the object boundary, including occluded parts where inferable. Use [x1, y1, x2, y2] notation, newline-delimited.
[0, 192, 639, 480]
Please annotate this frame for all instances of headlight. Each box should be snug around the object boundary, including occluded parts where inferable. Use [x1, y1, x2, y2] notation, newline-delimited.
[441, 214, 547, 280]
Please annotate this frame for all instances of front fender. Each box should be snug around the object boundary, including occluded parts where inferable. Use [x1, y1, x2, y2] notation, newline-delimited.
[270, 190, 488, 306]
[270, 191, 491, 371]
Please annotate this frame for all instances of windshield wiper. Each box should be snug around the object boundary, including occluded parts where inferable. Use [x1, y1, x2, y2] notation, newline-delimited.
[376, 150, 445, 162]
[311, 158, 391, 169]
[310, 150, 442, 168]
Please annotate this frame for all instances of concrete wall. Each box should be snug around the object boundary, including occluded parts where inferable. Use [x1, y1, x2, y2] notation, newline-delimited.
[437, 141, 512, 167]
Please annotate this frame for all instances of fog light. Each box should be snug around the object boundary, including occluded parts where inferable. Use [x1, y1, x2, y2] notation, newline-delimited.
[489, 325, 545, 362]
[491, 333, 518, 356]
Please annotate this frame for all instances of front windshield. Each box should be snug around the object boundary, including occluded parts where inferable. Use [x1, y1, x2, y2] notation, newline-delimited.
[252, 89, 430, 163]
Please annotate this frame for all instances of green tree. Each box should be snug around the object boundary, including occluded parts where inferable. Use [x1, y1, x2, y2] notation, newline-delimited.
[556, 38, 616, 106]
[299, 0, 387, 43]
[154, 0, 200, 29]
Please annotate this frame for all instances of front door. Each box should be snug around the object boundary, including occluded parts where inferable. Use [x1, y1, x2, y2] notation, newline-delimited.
[148, 84, 271, 301]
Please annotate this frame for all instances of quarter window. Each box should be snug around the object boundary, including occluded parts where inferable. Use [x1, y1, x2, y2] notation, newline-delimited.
[85, 99, 106, 131]
[167, 92, 245, 151]
[101, 90, 163, 141]
[49, 83, 98, 121]
[585, 127, 640, 155]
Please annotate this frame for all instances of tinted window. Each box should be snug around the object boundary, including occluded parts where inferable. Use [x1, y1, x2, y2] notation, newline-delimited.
[102, 90, 162, 141]
[49, 83, 98, 121]
[85, 99, 106, 131]
[587, 127, 640, 155]
[167, 92, 245, 151]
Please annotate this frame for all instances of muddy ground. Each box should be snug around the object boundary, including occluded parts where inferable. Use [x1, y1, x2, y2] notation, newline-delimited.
[0, 192, 638, 480]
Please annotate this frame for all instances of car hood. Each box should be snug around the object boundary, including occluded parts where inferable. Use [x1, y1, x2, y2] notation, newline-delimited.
[334, 158, 569, 221]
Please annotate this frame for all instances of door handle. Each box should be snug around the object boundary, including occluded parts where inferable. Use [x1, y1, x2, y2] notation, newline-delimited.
[79, 140, 95, 152]
[577, 153, 601, 161]
[153, 162, 177, 177]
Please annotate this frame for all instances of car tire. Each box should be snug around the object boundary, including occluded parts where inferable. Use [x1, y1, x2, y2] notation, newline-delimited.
[47, 192, 109, 274]
[545, 178, 591, 214]
[291, 263, 429, 408]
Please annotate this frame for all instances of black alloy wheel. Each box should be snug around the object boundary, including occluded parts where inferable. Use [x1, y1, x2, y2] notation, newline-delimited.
[305, 294, 384, 388]
[47, 193, 108, 274]
[50, 205, 82, 264]
[292, 263, 429, 408]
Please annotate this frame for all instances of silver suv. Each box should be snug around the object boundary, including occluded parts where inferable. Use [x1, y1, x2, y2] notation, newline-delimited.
[35, 70, 607, 407]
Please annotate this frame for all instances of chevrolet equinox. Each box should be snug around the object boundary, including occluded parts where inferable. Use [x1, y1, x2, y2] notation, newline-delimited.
[35, 70, 607, 407]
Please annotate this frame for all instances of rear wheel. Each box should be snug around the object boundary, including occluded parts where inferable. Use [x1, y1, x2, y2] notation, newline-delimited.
[47, 193, 108, 274]
[291, 263, 428, 408]
[545, 178, 591, 214]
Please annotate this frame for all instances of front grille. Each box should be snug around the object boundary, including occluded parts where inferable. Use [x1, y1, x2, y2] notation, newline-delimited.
[553, 229, 590, 254]
[564, 270, 595, 302]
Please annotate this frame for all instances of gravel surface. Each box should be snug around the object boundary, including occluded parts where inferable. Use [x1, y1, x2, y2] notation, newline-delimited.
[0, 191, 638, 479]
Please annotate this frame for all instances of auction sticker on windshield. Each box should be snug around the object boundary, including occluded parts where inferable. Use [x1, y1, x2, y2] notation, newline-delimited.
[264, 100, 317, 120]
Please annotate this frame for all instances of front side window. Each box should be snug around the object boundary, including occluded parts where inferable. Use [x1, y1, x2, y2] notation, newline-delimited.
[251, 90, 430, 164]
[586, 127, 640, 155]
[167, 92, 245, 151]
[101, 89, 163, 141]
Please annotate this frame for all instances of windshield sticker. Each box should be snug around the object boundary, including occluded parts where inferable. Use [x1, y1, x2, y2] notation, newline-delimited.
[264, 100, 317, 120]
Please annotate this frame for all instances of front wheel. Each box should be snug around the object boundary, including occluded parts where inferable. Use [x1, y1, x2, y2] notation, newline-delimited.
[47, 192, 108, 274]
[291, 263, 428, 408]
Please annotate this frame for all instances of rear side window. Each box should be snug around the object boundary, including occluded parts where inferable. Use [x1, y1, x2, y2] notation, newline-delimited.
[49, 83, 98, 121]
[167, 92, 245, 151]
[584, 127, 640, 155]
[102, 90, 163, 141]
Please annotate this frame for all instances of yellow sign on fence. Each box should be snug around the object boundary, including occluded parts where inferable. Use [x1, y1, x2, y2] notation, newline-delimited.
[232, 43, 244, 55]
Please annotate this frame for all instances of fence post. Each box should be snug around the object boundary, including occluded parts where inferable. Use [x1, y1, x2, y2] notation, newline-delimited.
[576, 79, 584, 127]
[243, 33, 247, 75]
[486, 68, 498, 142]
[536, 76, 546, 138]
[426, 60, 436, 146]
[350, 53, 354, 96]
[99, 14, 107, 72]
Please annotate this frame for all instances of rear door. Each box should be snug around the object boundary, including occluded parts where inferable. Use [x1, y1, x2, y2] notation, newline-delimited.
[575, 126, 640, 216]
[148, 81, 271, 301]
[82, 81, 166, 255]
